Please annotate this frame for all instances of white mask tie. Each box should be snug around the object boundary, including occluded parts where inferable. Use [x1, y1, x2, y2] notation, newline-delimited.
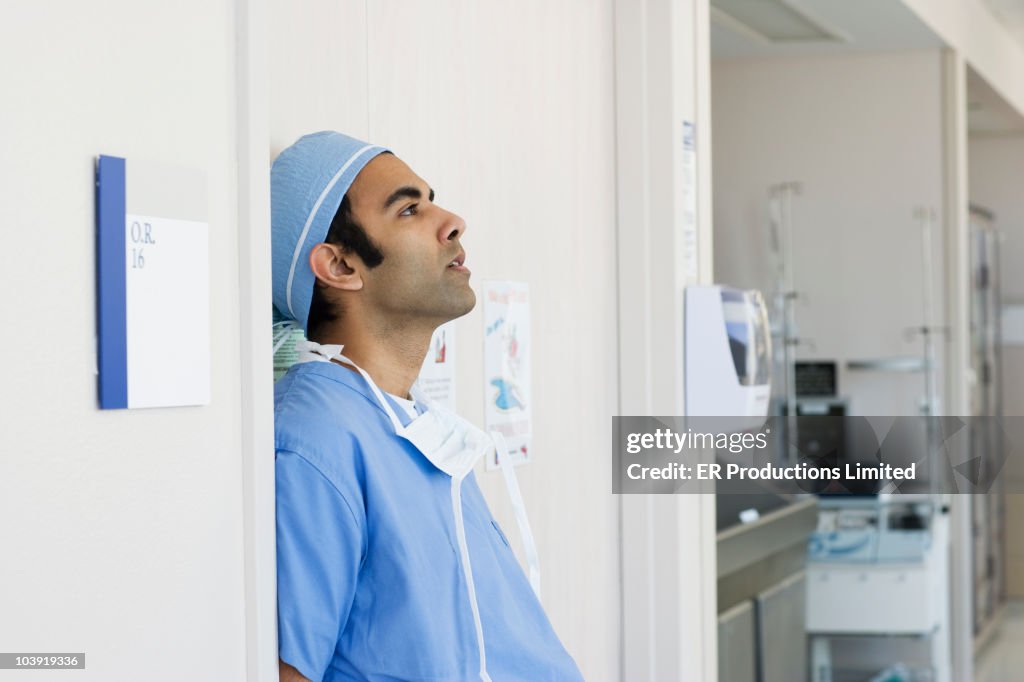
[490, 430, 542, 598]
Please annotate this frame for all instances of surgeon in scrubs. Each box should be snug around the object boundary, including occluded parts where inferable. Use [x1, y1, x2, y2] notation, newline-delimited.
[271, 132, 583, 682]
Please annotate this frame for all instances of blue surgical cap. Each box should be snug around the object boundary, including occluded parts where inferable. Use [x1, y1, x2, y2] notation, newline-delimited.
[271, 131, 389, 333]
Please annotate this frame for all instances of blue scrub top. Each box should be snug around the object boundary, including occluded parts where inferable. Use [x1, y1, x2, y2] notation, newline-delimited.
[275, 360, 584, 682]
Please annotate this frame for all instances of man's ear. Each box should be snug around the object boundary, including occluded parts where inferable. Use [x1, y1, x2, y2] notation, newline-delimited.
[309, 243, 364, 292]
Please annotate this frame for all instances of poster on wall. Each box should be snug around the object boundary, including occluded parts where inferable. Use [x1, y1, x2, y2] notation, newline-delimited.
[417, 320, 457, 411]
[483, 281, 531, 469]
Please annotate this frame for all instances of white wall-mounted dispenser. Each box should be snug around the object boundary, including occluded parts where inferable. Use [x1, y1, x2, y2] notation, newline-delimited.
[685, 286, 772, 417]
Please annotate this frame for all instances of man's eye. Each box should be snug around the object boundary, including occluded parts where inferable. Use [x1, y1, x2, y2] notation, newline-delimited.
[400, 204, 418, 216]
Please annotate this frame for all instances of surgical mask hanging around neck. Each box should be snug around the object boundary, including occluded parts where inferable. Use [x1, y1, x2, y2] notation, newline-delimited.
[295, 339, 490, 480]
[294, 338, 542, 598]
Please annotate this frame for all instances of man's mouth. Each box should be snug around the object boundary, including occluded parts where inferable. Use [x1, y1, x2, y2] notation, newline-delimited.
[447, 251, 469, 272]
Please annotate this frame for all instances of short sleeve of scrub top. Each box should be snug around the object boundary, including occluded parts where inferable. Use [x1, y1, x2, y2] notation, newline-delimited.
[276, 449, 365, 682]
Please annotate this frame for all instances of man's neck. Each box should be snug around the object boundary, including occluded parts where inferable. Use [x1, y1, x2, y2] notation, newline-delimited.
[317, 319, 434, 398]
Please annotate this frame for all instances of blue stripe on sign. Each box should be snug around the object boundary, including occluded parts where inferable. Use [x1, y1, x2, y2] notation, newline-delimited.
[96, 155, 128, 409]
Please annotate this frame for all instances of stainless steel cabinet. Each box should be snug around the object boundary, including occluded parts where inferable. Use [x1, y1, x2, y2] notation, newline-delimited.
[719, 601, 757, 682]
[758, 571, 807, 682]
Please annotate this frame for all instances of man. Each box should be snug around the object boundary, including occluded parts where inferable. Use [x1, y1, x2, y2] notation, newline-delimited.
[271, 132, 583, 682]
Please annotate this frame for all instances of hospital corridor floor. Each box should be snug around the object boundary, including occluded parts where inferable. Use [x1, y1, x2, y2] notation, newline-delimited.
[975, 600, 1024, 682]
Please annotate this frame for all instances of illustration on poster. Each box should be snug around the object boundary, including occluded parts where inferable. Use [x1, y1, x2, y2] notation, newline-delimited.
[484, 281, 532, 469]
[491, 378, 526, 411]
[490, 321, 526, 412]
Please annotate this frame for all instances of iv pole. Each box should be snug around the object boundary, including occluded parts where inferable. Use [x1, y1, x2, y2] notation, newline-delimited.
[768, 182, 802, 463]
[915, 206, 940, 419]
[911, 206, 946, 496]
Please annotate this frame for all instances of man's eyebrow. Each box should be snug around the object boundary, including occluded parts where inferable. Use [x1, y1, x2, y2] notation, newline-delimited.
[382, 186, 435, 210]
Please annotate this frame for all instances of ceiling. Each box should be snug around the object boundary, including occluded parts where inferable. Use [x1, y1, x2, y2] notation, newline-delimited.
[710, 0, 1024, 134]
[709, 0, 945, 59]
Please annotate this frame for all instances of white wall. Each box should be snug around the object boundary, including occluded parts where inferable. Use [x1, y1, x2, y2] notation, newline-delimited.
[269, 1, 621, 678]
[0, 2, 247, 681]
[712, 51, 947, 416]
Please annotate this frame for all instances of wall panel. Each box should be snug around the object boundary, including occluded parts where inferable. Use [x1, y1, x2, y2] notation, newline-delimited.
[0, 2, 247, 679]
[270, 1, 621, 678]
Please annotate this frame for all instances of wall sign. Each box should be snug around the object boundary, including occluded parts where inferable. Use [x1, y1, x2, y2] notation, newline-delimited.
[96, 155, 210, 409]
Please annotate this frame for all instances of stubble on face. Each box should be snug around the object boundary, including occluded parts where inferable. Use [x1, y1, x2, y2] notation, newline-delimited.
[346, 154, 476, 330]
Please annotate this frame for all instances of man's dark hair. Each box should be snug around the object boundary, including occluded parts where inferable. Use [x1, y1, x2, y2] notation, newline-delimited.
[305, 194, 385, 341]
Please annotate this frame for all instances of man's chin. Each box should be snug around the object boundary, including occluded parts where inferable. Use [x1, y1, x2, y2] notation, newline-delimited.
[451, 289, 477, 319]
[420, 286, 476, 325]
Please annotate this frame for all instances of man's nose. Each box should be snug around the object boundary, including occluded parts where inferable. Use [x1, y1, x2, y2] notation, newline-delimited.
[438, 209, 467, 243]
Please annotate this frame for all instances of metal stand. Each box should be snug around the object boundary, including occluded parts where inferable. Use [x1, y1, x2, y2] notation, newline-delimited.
[768, 182, 806, 465]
